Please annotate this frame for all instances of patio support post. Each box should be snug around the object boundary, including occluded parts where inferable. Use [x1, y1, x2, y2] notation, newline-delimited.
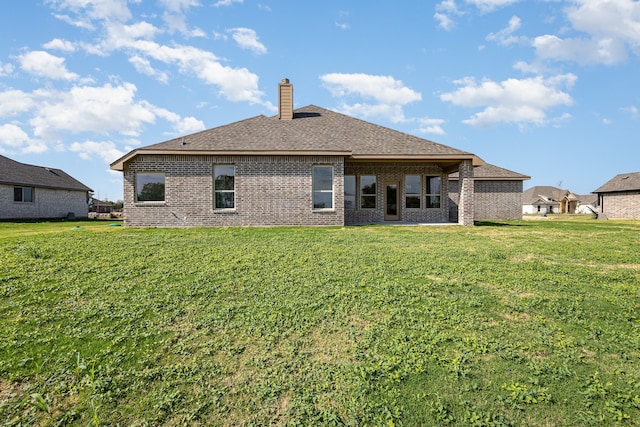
[458, 159, 475, 226]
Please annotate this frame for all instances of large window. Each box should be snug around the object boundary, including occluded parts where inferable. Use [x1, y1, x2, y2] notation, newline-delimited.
[360, 175, 377, 209]
[425, 175, 441, 208]
[14, 187, 34, 203]
[136, 173, 165, 202]
[344, 175, 356, 209]
[214, 165, 235, 209]
[405, 175, 421, 208]
[312, 166, 334, 209]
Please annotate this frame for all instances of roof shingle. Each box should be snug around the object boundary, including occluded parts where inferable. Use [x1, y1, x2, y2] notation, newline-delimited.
[0, 155, 92, 192]
[593, 172, 640, 193]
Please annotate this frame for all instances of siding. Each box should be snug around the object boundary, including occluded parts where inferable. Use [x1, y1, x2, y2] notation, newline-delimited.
[0, 184, 88, 219]
[123, 155, 345, 227]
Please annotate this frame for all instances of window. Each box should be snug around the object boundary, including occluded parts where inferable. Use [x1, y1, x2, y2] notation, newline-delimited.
[14, 187, 34, 203]
[360, 175, 377, 209]
[405, 175, 421, 208]
[214, 165, 235, 209]
[312, 166, 333, 209]
[425, 175, 441, 208]
[344, 175, 356, 209]
[136, 173, 165, 202]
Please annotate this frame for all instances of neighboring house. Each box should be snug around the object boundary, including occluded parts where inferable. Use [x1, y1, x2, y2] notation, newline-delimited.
[593, 172, 640, 219]
[110, 78, 489, 227]
[576, 194, 598, 215]
[0, 155, 92, 220]
[522, 186, 582, 215]
[89, 198, 113, 214]
[449, 163, 530, 221]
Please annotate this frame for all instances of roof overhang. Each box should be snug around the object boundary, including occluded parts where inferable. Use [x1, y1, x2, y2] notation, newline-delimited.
[110, 149, 354, 171]
[347, 154, 484, 173]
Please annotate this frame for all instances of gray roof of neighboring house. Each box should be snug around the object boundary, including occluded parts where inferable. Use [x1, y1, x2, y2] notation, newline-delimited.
[0, 155, 92, 192]
[449, 163, 530, 180]
[523, 186, 578, 205]
[593, 172, 640, 193]
[112, 105, 483, 170]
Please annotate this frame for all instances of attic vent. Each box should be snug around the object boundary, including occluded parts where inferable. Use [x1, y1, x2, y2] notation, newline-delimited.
[622, 175, 629, 180]
[46, 168, 60, 177]
[278, 78, 293, 120]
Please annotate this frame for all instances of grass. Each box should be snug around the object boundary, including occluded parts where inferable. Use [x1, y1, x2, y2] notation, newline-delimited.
[0, 218, 639, 426]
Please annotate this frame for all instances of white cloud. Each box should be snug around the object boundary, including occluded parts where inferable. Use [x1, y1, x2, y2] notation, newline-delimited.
[415, 118, 447, 135]
[0, 124, 47, 154]
[0, 90, 35, 116]
[175, 116, 206, 134]
[440, 74, 576, 127]
[434, 1, 461, 30]
[69, 140, 125, 163]
[487, 16, 524, 46]
[466, 0, 520, 12]
[228, 28, 267, 54]
[533, 34, 628, 65]
[532, 0, 640, 65]
[622, 105, 639, 119]
[18, 51, 79, 81]
[213, 0, 243, 7]
[129, 55, 169, 83]
[321, 73, 422, 123]
[43, 38, 77, 52]
[46, 0, 133, 24]
[29, 83, 156, 138]
[0, 61, 13, 76]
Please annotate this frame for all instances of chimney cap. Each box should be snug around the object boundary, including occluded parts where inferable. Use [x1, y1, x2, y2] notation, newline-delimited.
[281, 78, 290, 84]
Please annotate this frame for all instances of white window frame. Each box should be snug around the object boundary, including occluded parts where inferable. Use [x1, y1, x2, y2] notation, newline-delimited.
[312, 165, 334, 210]
[213, 165, 236, 210]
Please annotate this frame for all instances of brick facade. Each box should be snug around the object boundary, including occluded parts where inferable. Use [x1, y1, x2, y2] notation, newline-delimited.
[344, 162, 450, 225]
[0, 184, 89, 219]
[599, 191, 640, 219]
[449, 180, 524, 221]
[457, 160, 475, 226]
[123, 155, 345, 227]
[122, 156, 466, 227]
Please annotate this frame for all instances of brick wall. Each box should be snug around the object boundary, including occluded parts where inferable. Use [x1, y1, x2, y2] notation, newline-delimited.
[0, 184, 89, 219]
[457, 160, 475, 226]
[449, 180, 523, 221]
[600, 191, 640, 219]
[123, 155, 345, 227]
[344, 162, 449, 225]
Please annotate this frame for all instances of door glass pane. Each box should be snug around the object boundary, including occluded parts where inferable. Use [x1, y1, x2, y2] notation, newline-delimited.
[386, 184, 397, 216]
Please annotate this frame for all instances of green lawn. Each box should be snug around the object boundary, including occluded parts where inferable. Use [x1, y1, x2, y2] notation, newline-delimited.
[1, 219, 639, 426]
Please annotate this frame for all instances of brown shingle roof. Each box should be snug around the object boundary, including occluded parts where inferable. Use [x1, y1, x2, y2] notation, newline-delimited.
[111, 105, 483, 170]
[449, 163, 529, 180]
[593, 172, 640, 193]
[0, 155, 92, 192]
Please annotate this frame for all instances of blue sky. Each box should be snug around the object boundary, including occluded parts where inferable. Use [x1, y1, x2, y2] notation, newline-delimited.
[1, 0, 639, 201]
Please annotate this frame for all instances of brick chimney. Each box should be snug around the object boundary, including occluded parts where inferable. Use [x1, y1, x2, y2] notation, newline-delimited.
[278, 78, 293, 120]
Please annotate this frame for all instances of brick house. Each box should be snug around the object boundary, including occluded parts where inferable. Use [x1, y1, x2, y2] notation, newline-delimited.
[111, 79, 487, 227]
[448, 163, 530, 221]
[0, 155, 92, 220]
[593, 172, 640, 219]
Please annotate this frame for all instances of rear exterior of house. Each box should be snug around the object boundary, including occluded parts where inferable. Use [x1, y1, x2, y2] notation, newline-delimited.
[0, 155, 92, 220]
[111, 79, 482, 228]
[593, 172, 640, 219]
[448, 163, 529, 221]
